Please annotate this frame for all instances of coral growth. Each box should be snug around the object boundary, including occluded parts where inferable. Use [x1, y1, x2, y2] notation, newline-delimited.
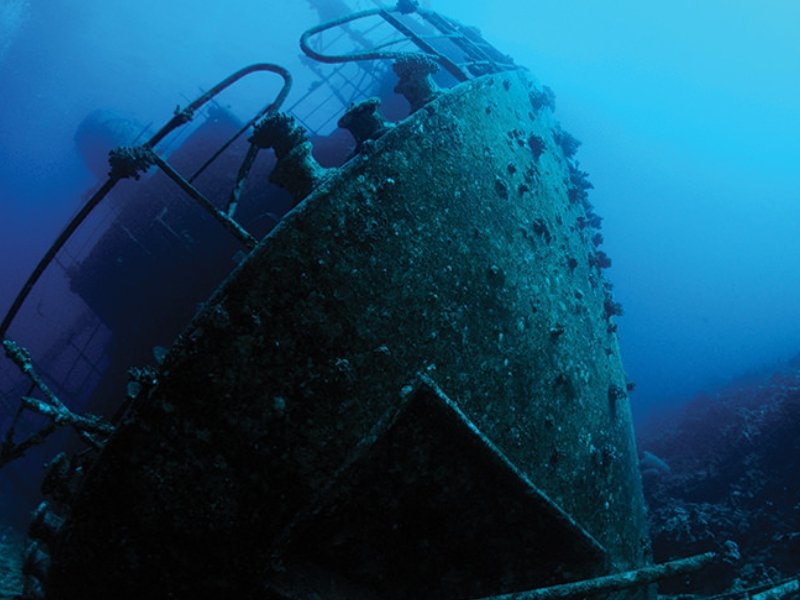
[527, 134, 546, 160]
[603, 296, 623, 320]
[0, 530, 23, 597]
[567, 162, 593, 204]
[392, 54, 441, 112]
[529, 86, 556, 112]
[638, 361, 800, 595]
[554, 127, 581, 158]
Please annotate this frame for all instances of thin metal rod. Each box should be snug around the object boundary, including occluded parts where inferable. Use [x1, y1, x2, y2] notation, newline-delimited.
[377, 9, 466, 82]
[188, 65, 292, 183]
[146, 63, 292, 149]
[300, 7, 469, 82]
[227, 143, 261, 218]
[150, 154, 257, 250]
[0, 421, 58, 470]
[468, 552, 718, 600]
[0, 175, 120, 339]
[2, 339, 113, 455]
[1, 63, 289, 339]
[416, 9, 516, 70]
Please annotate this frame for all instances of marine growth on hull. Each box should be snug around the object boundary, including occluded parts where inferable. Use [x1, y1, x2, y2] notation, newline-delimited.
[0, 3, 701, 599]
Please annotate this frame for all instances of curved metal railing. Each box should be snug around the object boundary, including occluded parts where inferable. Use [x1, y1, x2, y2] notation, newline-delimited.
[300, 2, 518, 82]
[0, 63, 292, 341]
[0, 64, 292, 467]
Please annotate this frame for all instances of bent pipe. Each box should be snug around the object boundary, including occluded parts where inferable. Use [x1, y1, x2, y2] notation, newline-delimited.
[147, 63, 292, 149]
[188, 64, 292, 183]
[300, 7, 469, 82]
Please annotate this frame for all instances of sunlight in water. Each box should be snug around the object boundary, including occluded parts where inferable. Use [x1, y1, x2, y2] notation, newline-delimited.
[0, 0, 28, 61]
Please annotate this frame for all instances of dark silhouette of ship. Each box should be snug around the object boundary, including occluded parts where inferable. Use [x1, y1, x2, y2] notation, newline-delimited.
[1, 3, 712, 598]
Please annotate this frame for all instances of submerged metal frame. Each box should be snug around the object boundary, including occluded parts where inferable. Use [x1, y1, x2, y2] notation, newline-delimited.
[0, 63, 292, 341]
[0, 64, 292, 469]
[299, 3, 518, 82]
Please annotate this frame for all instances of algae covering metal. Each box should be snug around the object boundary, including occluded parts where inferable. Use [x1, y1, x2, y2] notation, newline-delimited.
[45, 70, 649, 598]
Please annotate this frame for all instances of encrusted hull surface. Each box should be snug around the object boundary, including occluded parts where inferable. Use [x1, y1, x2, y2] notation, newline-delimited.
[45, 71, 649, 599]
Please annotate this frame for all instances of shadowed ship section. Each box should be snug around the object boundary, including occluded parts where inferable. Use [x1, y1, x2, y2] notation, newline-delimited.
[273, 381, 607, 599]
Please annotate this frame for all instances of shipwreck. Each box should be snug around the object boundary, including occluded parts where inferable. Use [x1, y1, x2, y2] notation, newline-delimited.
[0, 3, 711, 598]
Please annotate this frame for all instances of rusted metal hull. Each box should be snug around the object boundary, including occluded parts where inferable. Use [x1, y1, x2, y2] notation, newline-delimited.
[44, 70, 649, 599]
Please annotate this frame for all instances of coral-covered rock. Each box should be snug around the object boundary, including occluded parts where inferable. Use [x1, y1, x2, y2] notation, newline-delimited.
[638, 359, 800, 595]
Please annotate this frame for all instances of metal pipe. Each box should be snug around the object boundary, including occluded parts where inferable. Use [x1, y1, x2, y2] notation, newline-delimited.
[149, 154, 257, 250]
[0, 63, 288, 339]
[0, 175, 120, 339]
[146, 63, 292, 149]
[299, 7, 468, 82]
[467, 552, 718, 600]
[188, 64, 292, 183]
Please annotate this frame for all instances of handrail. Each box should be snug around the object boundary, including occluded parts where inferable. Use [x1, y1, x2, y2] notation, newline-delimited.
[300, 7, 468, 82]
[188, 65, 293, 183]
[0, 175, 120, 339]
[299, 4, 518, 83]
[0, 63, 291, 340]
[146, 63, 292, 149]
